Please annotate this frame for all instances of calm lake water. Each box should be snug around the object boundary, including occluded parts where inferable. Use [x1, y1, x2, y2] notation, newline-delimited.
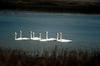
[0, 11, 100, 51]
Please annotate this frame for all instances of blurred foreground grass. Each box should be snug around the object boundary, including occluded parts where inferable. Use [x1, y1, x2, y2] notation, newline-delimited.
[0, 47, 100, 66]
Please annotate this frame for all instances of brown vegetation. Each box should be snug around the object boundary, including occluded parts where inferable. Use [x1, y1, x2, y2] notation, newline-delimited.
[0, 47, 100, 66]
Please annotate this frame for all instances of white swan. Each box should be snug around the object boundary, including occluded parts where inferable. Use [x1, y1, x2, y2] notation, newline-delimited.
[56, 33, 72, 42]
[46, 31, 56, 41]
[15, 30, 29, 40]
[15, 31, 23, 40]
[31, 32, 40, 40]
[21, 30, 30, 40]
[39, 31, 56, 42]
[39, 33, 48, 41]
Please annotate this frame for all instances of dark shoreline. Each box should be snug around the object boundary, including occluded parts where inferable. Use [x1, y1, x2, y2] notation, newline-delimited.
[0, 1, 100, 14]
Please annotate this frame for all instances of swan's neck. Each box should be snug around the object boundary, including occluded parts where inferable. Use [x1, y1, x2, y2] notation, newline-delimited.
[57, 33, 59, 40]
[46, 31, 48, 39]
[60, 32, 62, 40]
[39, 33, 42, 40]
[20, 30, 22, 38]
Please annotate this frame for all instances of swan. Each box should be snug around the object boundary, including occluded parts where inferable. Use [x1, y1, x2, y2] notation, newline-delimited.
[56, 33, 72, 42]
[15, 31, 23, 40]
[15, 30, 29, 40]
[31, 32, 40, 40]
[39, 33, 48, 41]
[21, 30, 30, 40]
[46, 31, 56, 41]
[39, 31, 56, 42]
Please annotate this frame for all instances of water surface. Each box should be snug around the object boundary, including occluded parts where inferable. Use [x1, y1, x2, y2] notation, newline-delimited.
[0, 11, 100, 51]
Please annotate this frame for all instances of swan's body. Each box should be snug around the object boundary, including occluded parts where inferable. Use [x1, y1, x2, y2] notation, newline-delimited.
[32, 37, 40, 40]
[56, 33, 72, 42]
[15, 37, 23, 40]
[57, 39, 72, 42]
[46, 38, 56, 41]
[22, 37, 30, 40]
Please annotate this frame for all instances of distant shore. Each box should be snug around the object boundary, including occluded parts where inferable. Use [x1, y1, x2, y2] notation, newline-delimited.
[0, 1, 100, 14]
